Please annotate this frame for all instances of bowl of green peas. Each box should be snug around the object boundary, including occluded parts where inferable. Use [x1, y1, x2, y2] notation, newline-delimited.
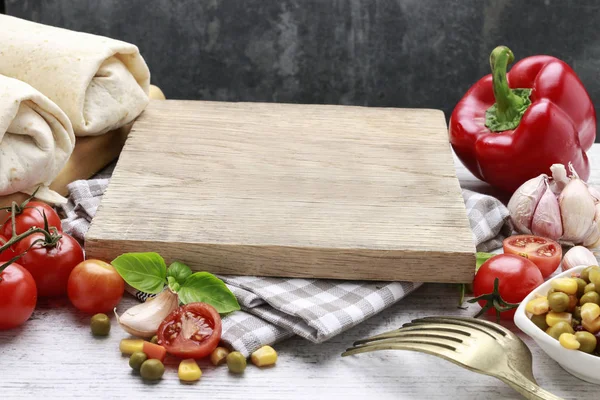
[514, 264, 600, 385]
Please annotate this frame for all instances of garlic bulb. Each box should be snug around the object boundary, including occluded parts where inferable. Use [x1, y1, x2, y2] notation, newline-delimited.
[114, 289, 179, 338]
[508, 174, 547, 234]
[559, 177, 596, 243]
[583, 222, 600, 248]
[550, 164, 569, 194]
[589, 185, 600, 203]
[531, 182, 562, 241]
[562, 246, 598, 271]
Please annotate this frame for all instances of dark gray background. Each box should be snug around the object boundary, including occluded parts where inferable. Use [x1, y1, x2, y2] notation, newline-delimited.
[4, 0, 600, 140]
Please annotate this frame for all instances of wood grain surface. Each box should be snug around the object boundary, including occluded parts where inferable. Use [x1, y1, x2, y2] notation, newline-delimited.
[85, 100, 475, 283]
[4, 150, 600, 400]
[0, 125, 130, 208]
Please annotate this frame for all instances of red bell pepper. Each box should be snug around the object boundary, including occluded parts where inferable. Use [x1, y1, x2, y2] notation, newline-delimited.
[449, 46, 596, 193]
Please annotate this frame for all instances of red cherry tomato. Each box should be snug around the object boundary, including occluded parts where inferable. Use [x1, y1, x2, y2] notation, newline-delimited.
[0, 234, 18, 262]
[157, 303, 222, 359]
[15, 232, 84, 297]
[473, 254, 544, 320]
[502, 235, 562, 278]
[1, 201, 62, 237]
[0, 263, 37, 330]
[67, 260, 125, 314]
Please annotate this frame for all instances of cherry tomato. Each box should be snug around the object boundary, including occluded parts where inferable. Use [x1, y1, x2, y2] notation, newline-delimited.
[473, 254, 543, 319]
[67, 260, 125, 314]
[502, 235, 562, 278]
[1, 201, 62, 237]
[0, 263, 37, 330]
[157, 303, 222, 359]
[0, 234, 18, 262]
[15, 232, 84, 297]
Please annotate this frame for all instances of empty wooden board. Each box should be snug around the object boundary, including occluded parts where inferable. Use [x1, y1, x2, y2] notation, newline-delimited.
[85, 100, 476, 283]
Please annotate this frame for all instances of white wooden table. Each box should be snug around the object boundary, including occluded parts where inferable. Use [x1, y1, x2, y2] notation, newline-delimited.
[3, 146, 600, 400]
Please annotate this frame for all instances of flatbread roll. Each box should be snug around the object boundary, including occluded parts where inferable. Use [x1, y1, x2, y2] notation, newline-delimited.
[0, 15, 150, 136]
[0, 75, 75, 204]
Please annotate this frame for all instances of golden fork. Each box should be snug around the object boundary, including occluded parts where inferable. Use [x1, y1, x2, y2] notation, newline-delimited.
[342, 316, 563, 400]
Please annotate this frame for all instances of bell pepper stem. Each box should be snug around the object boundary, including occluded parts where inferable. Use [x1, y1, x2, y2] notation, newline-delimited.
[485, 46, 532, 132]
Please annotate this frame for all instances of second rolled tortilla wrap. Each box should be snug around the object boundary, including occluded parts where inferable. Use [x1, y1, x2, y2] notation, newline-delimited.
[0, 15, 150, 136]
[0, 75, 75, 204]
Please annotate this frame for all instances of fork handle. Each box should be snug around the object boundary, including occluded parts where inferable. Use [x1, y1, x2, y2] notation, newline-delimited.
[500, 371, 564, 400]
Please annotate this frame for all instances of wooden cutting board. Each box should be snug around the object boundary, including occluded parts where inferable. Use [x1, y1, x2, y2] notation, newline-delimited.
[85, 100, 476, 283]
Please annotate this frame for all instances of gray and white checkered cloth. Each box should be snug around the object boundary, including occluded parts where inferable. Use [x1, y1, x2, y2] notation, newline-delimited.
[61, 171, 511, 356]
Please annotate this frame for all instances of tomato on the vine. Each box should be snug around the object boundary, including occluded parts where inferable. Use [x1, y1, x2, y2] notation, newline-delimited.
[0, 263, 37, 330]
[0, 234, 18, 262]
[157, 303, 222, 359]
[15, 232, 84, 297]
[1, 201, 62, 237]
[502, 235, 562, 278]
[67, 260, 125, 314]
[472, 254, 543, 320]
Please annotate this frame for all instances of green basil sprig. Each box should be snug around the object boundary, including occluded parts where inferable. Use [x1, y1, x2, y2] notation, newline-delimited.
[112, 252, 240, 314]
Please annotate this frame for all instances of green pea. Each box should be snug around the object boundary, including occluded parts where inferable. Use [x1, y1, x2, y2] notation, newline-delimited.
[584, 283, 597, 294]
[548, 292, 570, 312]
[575, 331, 598, 354]
[226, 351, 247, 374]
[530, 314, 549, 331]
[90, 313, 110, 336]
[140, 359, 165, 380]
[573, 306, 582, 321]
[150, 335, 159, 344]
[589, 266, 600, 287]
[575, 278, 588, 298]
[129, 352, 148, 372]
[546, 288, 556, 296]
[546, 321, 574, 340]
[579, 291, 600, 306]
[581, 266, 596, 283]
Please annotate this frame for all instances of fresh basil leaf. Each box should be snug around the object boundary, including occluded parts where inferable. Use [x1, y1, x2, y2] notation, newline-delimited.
[476, 252, 496, 272]
[112, 252, 167, 294]
[167, 261, 192, 285]
[167, 276, 181, 293]
[178, 272, 240, 314]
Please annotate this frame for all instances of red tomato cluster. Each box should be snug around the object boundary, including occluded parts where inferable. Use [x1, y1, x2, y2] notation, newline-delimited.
[0, 201, 125, 330]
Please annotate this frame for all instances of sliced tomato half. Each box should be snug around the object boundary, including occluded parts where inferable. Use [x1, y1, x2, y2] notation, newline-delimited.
[502, 234, 562, 278]
[157, 303, 222, 359]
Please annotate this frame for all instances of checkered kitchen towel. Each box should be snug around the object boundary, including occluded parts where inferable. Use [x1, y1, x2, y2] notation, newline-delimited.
[61, 173, 511, 356]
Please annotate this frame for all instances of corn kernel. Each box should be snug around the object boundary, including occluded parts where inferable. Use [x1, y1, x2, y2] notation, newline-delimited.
[178, 359, 202, 382]
[119, 339, 144, 355]
[250, 345, 278, 367]
[550, 278, 578, 295]
[546, 311, 572, 327]
[210, 347, 230, 366]
[525, 297, 549, 315]
[580, 303, 600, 323]
[583, 317, 600, 334]
[559, 333, 580, 350]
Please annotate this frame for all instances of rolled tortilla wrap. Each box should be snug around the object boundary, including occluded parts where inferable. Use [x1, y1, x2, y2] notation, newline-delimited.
[0, 74, 75, 204]
[0, 15, 150, 136]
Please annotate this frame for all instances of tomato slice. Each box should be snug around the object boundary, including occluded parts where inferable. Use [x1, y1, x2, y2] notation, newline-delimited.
[157, 303, 222, 359]
[502, 235, 562, 278]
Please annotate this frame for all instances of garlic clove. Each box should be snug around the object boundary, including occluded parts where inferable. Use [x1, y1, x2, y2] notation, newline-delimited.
[583, 222, 600, 248]
[508, 174, 547, 234]
[562, 245, 598, 271]
[531, 182, 563, 241]
[559, 177, 596, 243]
[550, 164, 570, 195]
[114, 289, 179, 338]
[590, 186, 600, 204]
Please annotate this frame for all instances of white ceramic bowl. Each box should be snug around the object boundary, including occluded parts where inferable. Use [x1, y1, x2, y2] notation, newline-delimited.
[514, 265, 600, 385]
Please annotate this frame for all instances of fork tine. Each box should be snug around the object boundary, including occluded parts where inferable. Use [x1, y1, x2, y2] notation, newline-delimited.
[352, 330, 467, 348]
[411, 317, 505, 340]
[353, 325, 471, 346]
[423, 316, 513, 337]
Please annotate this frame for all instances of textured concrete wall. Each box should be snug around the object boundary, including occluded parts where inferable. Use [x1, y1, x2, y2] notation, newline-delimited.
[6, 0, 600, 139]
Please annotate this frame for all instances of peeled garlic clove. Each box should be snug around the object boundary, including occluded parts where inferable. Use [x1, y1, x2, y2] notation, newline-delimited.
[562, 245, 598, 271]
[508, 174, 547, 234]
[550, 164, 570, 194]
[114, 289, 179, 338]
[531, 183, 563, 241]
[559, 177, 596, 243]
